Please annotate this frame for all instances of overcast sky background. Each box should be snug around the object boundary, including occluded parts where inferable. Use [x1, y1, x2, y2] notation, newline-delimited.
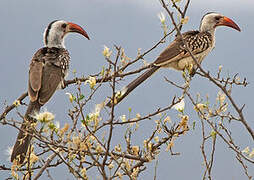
[1, 0, 254, 179]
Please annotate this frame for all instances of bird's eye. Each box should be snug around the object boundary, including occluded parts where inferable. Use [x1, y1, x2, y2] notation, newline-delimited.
[61, 23, 67, 28]
[215, 16, 221, 21]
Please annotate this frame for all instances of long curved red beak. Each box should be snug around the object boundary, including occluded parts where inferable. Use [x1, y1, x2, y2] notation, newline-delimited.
[216, 16, 241, 32]
[67, 22, 90, 40]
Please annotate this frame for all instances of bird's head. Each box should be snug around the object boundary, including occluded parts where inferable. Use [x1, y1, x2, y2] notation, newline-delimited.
[200, 12, 241, 33]
[43, 20, 90, 48]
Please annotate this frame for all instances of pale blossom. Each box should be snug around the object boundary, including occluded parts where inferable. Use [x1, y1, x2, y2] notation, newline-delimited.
[154, 136, 159, 143]
[158, 12, 166, 24]
[181, 16, 189, 24]
[132, 146, 139, 156]
[65, 92, 74, 103]
[102, 45, 112, 58]
[172, 98, 185, 112]
[34, 110, 55, 123]
[164, 116, 172, 123]
[120, 115, 127, 122]
[85, 76, 96, 89]
[108, 162, 114, 170]
[242, 146, 250, 154]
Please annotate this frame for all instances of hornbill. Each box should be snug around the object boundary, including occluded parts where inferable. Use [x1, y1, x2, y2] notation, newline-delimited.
[11, 20, 90, 164]
[107, 12, 241, 107]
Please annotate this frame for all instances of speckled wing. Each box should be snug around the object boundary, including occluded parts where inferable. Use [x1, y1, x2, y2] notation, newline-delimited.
[154, 31, 212, 69]
[28, 47, 70, 105]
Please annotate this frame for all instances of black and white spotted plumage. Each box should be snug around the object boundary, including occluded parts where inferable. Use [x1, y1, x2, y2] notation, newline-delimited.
[153, 31, 214, 71]
[107, 12, 241, 107]
[28, 47, 70, 105]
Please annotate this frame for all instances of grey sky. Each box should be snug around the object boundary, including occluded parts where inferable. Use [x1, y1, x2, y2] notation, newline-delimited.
[0, 0, 253, 179]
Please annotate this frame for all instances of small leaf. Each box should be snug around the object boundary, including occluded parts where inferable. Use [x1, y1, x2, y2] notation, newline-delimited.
[192, 121, 196, 130]
[79, 94, 85, 101]
[101, 66, 105, 76]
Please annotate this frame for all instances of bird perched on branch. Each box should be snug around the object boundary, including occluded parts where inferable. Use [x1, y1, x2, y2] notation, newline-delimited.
[11, 20, 90, 164]
[107, 12, 241, 107]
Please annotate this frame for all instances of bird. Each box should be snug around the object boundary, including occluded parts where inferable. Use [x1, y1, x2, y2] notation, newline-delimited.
[11, 20, 90, 164]
[106, 12, 241, 107]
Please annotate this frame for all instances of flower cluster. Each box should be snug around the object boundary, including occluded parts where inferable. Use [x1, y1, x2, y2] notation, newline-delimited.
[34, 110, 55, 123]
[242, 147, 254, 158]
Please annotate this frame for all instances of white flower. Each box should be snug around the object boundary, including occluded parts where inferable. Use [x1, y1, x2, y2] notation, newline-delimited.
[115, 144, 121, 152]
[217, 91, 226, 105]
[65, 92, 74, 103]
[120, 115, 127, 122]
[34, 110, 55, 123]
[172, 98, 185, 112]
[194, 103, 207, 112]
[164, 116, 172, 123]
[158, 12, 166, 24]
[85, 103, 104, 128]
[108, 162, 114, 170]
[242, 146, 250, 154]
[55, 121, 60, 129]
[85, 76, 96, 89]
[136, 113, 141, 119]
[132, 146, 139, 155]
[102, 45, 112, 58]
[154, 136, 159, 143]
[181, 16, 189, 24]
[90, 102, 104, 118]
[96, 102, 104, 114]
[218, 65, 223, 71]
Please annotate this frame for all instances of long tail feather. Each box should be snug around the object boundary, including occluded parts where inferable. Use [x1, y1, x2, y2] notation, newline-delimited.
[107, 66, 160, 107]
[11, 101, 41, 164]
